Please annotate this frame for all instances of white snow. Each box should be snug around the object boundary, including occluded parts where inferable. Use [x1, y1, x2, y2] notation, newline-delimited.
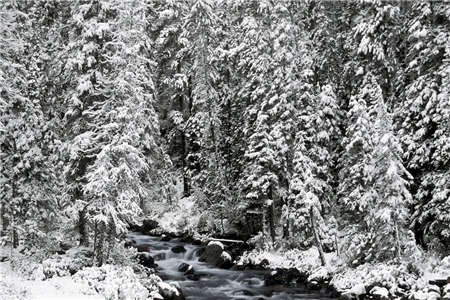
[221, 251, 232, 262]
[157, 281, 181, 297]
[155, 196, 201, 235]
[348, 283, 366, 295]
[370, 286, 389, 298]
[208, 241, 224, 249]
[0, 261, 103, 300]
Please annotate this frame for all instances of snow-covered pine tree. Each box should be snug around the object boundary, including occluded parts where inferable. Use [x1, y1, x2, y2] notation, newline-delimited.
[61, 0, 164, 264]
[399, 0, 450, 254]
[340, 74, 412, 264]
[148, 0, 194, 198]
[236, 0, 308, 245]
[368, 92, 413, 261]
[0, 1, 57, 248]
[289, 85, 340, 265]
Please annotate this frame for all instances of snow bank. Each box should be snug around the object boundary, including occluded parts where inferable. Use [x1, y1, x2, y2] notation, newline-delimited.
[74, 264, 157, 300]
[237, 247, 332, 275]
[0, 261, 103, 300]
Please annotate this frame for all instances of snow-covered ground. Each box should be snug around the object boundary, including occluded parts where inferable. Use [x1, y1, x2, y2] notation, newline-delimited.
[0, 246, 158, 300]
[0, 260, 103, 300]
[237, 246, 450, 297]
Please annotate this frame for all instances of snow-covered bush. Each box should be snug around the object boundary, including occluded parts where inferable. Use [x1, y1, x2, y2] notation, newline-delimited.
[74, 265, 156, 300]
[237, 246, 328, 275]
[106, 242, 138, 266]
[155, 196, 203, 235]
[331, 263, 417, 293]
[9, 250, 43, 280]
[41, 248, 93, 279]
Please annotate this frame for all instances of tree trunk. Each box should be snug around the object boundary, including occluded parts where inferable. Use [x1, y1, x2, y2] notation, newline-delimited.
[105, 219, 115, 263]
[11, 182, 18, 248]
[181, 132, 190, 197]
[310, 206, 326, 266]
[11, 216, 18, 248]
[95, 222, 105, 266]
[78, 208, 89, 247]
[394, 218, 401, 259]
[178, 90, 191, 198]
[0, 203, 8, 237]
[12, 227, 18, 248]
[268, 185, 276, 246]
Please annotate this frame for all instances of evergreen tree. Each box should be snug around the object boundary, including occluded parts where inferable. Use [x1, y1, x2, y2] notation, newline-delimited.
[0, 1, 57, 247]
[61, 0, 164, 263]
[340, 74, 412, 264]
[398, 0, 450, 253]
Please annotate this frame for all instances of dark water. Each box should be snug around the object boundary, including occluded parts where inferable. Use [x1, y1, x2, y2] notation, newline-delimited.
[129, 232, 336, 300]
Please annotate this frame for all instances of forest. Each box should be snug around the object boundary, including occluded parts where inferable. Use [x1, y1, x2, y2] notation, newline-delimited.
[0, 0, 449, 300]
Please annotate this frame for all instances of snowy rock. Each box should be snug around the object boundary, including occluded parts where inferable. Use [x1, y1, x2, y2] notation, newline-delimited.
[339, 292, 354, 300]
[220, 251, 233, 269]
[136, 252, 155, 268]
[370, 286, 389, 300]
[340, 284, 366, 300]
[208, 241, 224, 249]
[157, 281, 185, 300]
[199, 242, 224, 266]
[427, 285, 441, 294]
[221, 251, 231, 261]
[0, 256, 8, 262]
[427, 292, 441, 300]
[150, 291, 165, 300]
[259, 258, 270, 268]
[142, 219, 159, 234]
[171, 245, 187, 253]
[429, 279, 448, 288]
[410, 291, 430, 300]
[178, 263, 194, 274]
[161, 234, 171, 242]
[444, 284, 450, 295]
[178, 263, 190, 272]
[306, 280, 321, 291]
[349, 284, 366, 295]
[264, 268, 302, 286]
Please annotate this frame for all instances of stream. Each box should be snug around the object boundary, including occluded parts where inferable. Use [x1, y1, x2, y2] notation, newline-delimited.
[129, 232, 337, 300]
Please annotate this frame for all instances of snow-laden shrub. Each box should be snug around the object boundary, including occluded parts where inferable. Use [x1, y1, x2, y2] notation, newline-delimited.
[41, 248, 93, 279]
[155, 196, 202, 235]
[74, 264, 156, 300]
[308, 265, 332, 282]
[331, 263, 416, 293]
[237, 246, 330, 275]
[106, 242, 138, 266]
[9, 249, 45, 280]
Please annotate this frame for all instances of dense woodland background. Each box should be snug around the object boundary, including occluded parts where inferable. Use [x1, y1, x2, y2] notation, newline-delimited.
[0, 0, 449, 267]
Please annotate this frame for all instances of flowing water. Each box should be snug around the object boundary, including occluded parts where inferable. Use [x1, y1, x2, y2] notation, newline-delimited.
[129, 232, 337, 300]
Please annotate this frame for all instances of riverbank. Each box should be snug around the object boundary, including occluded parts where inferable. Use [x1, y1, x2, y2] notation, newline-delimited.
[133, 209, 450, 300]
[0, 244, 179, 300]
[236, 247, 450, 300]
